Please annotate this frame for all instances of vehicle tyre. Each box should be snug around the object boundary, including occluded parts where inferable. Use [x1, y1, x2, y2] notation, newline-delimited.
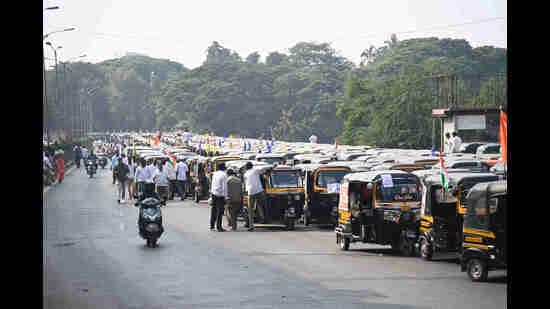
[420, 239, 433, 261]
[399, 237, 415, 257]
[467, 258, 488, 282]
[286, 219, 295, 230]
[303, 213, 310, 226]
[146, 239, 151, 247]
[194, 191, 200, 203]
[338, 235, 350, 251]
[151, 238, 157, 248]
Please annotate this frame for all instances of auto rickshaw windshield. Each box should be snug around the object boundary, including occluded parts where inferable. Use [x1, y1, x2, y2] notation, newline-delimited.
[270, 171, 303, 188]
[375, 177, 421, 202]
[316, 170, 348, 188]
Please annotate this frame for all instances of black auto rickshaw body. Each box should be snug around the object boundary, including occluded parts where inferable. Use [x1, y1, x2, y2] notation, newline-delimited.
[460, 181, 507, 281]
[335, 170, 422, 256]
[297, 164, 352, 226]
[193, 155, 240, 203]
[416, 172, 500, 261]
[243, 165, 305, 230]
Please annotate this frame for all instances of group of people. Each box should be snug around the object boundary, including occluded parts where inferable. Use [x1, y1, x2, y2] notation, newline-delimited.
[110, 154, 190, 205]
[209, 161, 265, 232]
[445, 132, 463, 154]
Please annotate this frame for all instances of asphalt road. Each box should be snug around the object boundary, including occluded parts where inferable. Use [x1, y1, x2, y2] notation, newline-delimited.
[44, 166, 507, 309]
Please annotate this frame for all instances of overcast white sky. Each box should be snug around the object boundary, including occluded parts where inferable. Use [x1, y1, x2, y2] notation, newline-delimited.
[43, 0, 506, 69]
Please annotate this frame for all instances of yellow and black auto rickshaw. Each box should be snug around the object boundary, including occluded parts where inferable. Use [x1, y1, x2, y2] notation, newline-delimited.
[416, 172, 500, 261]
[243, 165, 305, 230]
[460, 181, 506, 282]
[297, 164, 352, 226]
[335, 170, 422, 256]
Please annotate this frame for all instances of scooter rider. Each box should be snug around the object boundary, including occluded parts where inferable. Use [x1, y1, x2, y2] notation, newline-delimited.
[87, 151, 99, 169]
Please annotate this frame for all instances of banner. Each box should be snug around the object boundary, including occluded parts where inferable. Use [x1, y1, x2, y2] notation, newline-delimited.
[499, 108, 507, 164]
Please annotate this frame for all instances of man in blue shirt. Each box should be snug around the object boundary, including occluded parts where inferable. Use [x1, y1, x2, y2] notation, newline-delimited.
[111, 152, 120, 185]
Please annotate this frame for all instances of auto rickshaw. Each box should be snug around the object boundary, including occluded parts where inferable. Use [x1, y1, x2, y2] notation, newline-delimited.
[242, 165, 305, 230]
[297, 164, 352, 226]
[190, 156, 210, 203]
[460, 181, 507, 282]
[192, 155, 240, 203]
[416, 172, 500, 261]
[335, 170, 422, 256]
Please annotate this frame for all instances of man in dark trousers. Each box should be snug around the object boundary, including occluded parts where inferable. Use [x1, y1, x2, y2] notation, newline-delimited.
[209, 162, 228, 232]
[114, 158, 130, 204]
[225, 169, 243, 231]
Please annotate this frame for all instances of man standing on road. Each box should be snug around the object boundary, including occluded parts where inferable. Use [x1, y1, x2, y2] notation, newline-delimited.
[111, 152, 120, 184]
[243, 162, 265, 231]
[210, 162, 228, 232]
[114, 157, 130, 204]
[153, 161, 169, 205]
[73, 144, 82, 168]
[225, 169, 243, 231]
[164, 159, 177, 200]
[175, 159, 189, 201]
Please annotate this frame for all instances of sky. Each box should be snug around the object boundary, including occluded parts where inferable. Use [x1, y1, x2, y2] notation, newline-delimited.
[43, 0, 507, 70]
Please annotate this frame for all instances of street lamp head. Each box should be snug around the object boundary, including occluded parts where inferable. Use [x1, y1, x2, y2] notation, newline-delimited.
[64, 27, 76, 32]
[45, 41, 52, 46]
[57, 46, 63, 49]
[44, 6, 59, 10]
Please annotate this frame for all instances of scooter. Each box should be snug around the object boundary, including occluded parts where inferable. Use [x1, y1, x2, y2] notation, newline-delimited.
[135, 185, 164, 248]
[86, 160, 97, 178]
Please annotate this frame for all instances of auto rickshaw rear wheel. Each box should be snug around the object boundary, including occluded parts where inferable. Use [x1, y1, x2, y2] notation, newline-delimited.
[194, 191, 200, 203]
[467, 258, 488, 282]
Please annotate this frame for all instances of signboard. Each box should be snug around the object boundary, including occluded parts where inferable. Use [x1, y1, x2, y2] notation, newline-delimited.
[456, 115, 486, 130]
[432, 109, 448, 116]
[338, 182, 349, 211]
[381, 174, 394, 188]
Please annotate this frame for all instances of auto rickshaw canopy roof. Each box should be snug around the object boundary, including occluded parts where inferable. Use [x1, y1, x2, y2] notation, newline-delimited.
[342, 170, 412, 183]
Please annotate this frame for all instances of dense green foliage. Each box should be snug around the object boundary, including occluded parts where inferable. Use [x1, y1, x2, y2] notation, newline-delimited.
[45, 37, 506, 147]
[339, 37, 506, 148]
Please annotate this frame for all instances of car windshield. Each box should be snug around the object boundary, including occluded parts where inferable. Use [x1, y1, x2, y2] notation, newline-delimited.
[375, 175, 421, 202]
[270, 171, 302, 188]
[316, 170, 348, 188]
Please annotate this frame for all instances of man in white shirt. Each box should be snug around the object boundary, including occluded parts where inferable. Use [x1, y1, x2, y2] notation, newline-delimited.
[153, 161, 170, 205]
[210, 162, 228, 232]
[164, 160, 177, 200]
[309, 134, 318, 144]
[451, 132, 462, 153]
[243, 162, 265, 231]
[175, 159, 189, 201]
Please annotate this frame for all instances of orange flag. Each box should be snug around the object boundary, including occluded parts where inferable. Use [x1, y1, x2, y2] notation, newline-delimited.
[154, 135, 159, 146]
[499, 107, 507, 164]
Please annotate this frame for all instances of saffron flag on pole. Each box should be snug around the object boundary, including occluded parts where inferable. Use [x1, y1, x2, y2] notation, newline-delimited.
[499, 107, 507, 164]
[439, 148, 449, 191]
[154, 134, 159, 146]
[334, 138, 338, 149]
